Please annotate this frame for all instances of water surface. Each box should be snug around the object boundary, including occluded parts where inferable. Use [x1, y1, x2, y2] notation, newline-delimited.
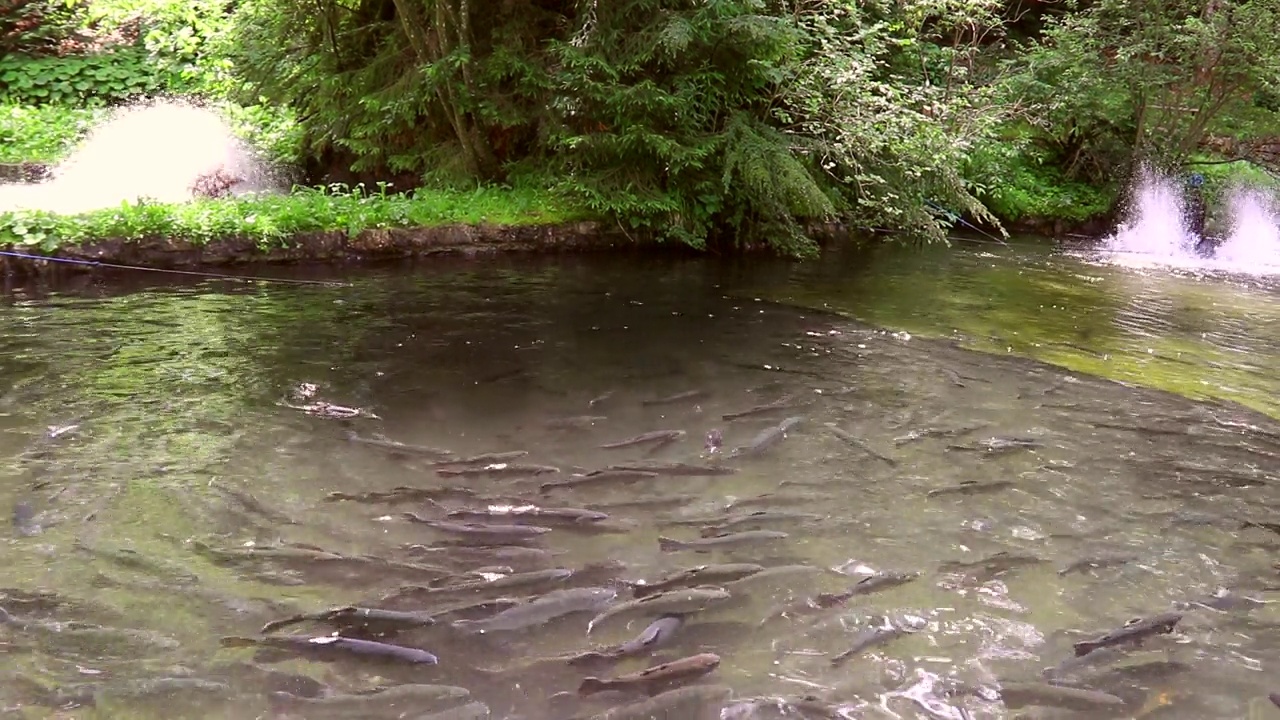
[2, 248, 1280, 720]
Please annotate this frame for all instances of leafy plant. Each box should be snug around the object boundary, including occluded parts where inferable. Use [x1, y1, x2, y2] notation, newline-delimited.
[0, 185, 589, 251]
[0, 103, 105, 163]
[0, 49, 169, 105]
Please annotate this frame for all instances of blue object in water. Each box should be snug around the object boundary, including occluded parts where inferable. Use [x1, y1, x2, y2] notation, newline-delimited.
[1187, 173, 1205, 188]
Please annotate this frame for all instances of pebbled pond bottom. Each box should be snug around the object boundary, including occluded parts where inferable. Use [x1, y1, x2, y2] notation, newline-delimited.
[2, 253, 1280, 720]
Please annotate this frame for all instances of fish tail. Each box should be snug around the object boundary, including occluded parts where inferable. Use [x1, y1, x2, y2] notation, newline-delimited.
[657, 537, 683, 552]
[1072, 640, 1098, 657]
[578, 677, 609, 696]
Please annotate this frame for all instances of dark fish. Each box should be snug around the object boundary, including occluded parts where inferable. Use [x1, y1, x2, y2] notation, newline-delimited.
[588, 587, 731, 633]
[325, 486, 479, 504]
[435, 450, 529, 466]
[436, 463, 559, 478]
[824, 423, 897, 465]
[830, 624, 910, 665]
[893, 423, 991, 445]
[947, 436, 1044, 454]
[938, 552, 1045, 581]
[567, 615, 685, 666]
[600, 430, 686, 450]
[727, 416, 804, 459]
[545, 415, 608, 430]
[1270, 693, 1280, 710]
[344, 430, 453, 459]
[386, 568, 574, 601]
[704, 429, 723, 454]
[540, 469, 661, 492]
[1073, 612, 1183, 657]
[451, 587, 617, 633]
[658, 530, 788, 552]
[774, 572, 921, 619]
[642, 390, 709, 406]
[399, 542, 560, 571]
[260, 606, 436, 636]
[722, 397, 809, 421]
[608, 462, 737, 477]
[699, 510, 821, 536]
[12, 501, 40, 537]
[220, 635, 438, 664]
[445, 504, 609, 525]
[401, 515, 553, 541]
[578, 652, 721, 696]
[268, 683, 470, 716]
[727, 491, 833, 510]
[926, 480, 1015, 498]
[1058, 554, 1139, 577]
[632, 564, 764, 598]
[997, 681, 1126, 712]
[590, 685, 733, 720]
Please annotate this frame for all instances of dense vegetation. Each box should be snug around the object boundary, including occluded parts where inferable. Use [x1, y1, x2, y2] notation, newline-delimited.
[2, 0, 1279, 254]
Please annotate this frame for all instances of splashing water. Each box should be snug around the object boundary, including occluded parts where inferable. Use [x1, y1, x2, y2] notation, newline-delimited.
[1102, 167, 1198, 261]
[1215, 188, 1280, 266]
[0, 100, 279, 214]
[1095, 167, 1280, 275]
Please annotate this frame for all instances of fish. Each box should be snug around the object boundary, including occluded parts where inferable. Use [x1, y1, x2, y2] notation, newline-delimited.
[997, 681, 1127, 712]
[343, 430, 453, 459]
[589, 391, 615, 408]
[771, 571, 920, 620]
[1058, 553, 1139, 576]
[452, 586, 617, 633]
[1072, 612, 1183, 657]
[938, 551, 1045, 581]
[599, 430, 686, 450]
[658, 530, 788, 552]
[830, 624, 911, 665]
[12, 500, 40, 537]
[704, 429, 723, 454]
[589, 685, 733, 720]
[260, 606, 437, 636]
[727, 491, 832, 510]
[445, 504, 609, 525]
[1271, 693, 1280, 710]
[641, 390, 709, 406]
[588, 586, 731, 633]
[721, 564, 825, 592]
[607, 462, 737, 477]
[434, 450, 530, 466]
[539, 469, 661, 492]
[926, 480, 1015, 498]
[436, 463, 559, 478]
[387, 567, 574, 601]
[567, 615, 685, 666]
[698, 510, 821, 536]
[947, 436, 1044, 454]
[824, 423, 897, 465]
[722, 397, 809, 421]
[400, 515, 554, 541]
[546, 415, 609, 429]
[326, 486, 480, 504]
[220, 635, 439, 664]
[727, 416, 804, 459]
[578, 652, 721, 696]
[399, 542, 560, 571]
[892, 423, 991, 446]
[268, 683, 471, 716]
[416, 702, 492, 720]
[631, 564, 764, 598]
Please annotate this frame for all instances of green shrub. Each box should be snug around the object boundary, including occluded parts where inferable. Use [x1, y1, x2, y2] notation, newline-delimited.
[0, 103, 105, 163]
[0, 49, 169, 106]
[0, 184, 590, 251]
[966, 141, 1117, 224]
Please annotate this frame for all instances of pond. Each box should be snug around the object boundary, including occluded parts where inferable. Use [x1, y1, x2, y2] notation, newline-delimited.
[2, 240, 1280, 720]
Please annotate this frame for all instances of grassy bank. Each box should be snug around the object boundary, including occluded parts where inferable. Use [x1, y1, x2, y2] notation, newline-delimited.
[0, 184, 590, 251]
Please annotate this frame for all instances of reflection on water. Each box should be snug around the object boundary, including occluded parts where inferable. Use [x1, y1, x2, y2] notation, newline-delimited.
[1, 251, 1280, 719]
[766, 238, 1280, 418]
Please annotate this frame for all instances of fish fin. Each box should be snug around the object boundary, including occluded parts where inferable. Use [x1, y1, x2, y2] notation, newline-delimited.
[657, 537, 682, 552]
[578, 677, 608, 696]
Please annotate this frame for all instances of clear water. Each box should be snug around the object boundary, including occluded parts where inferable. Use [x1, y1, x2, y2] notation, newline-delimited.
[2, 245, 1280, 719]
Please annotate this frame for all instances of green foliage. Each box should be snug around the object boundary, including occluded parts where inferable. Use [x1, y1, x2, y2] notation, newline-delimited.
[0, 185, 586, 250]
[966, 139, 1117, 223]
[0, 49, 168, 106]
[0, 103, 104, 162]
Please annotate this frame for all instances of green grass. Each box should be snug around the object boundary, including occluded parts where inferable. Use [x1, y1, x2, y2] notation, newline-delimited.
[0, 104, 107, 164]
[0, 184, 593, 251]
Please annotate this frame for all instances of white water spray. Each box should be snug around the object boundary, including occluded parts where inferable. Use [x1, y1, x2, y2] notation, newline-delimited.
[1097, 166, 1280, 274]
[0, 100, 280, 214]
